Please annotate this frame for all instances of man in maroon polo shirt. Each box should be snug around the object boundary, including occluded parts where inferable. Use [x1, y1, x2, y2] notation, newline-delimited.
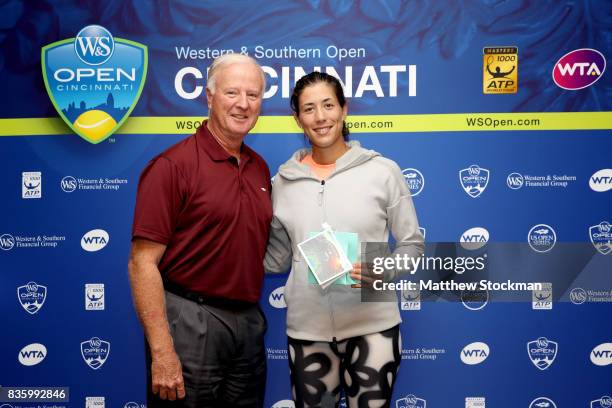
[128, 54, 272, 407]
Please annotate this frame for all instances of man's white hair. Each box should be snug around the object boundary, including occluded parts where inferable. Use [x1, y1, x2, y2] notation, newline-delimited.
[207, 53, 266, 95]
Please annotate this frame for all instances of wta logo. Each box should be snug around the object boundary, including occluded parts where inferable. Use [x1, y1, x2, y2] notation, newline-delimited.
[590, 169, 612, 192]
[460, 342, 489, 365]
[269, 286, 287, 309]
[81, 229, 109, 252]
[591, 343, 612, 366]
[42, 25, 147, 144]
[18, 343, 47, 366]
[553, 48, 606, 90]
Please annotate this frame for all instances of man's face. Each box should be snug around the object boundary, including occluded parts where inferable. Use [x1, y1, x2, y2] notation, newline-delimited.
[206, 62, 263, 143]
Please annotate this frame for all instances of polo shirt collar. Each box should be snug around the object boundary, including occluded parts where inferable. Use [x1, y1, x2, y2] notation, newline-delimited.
[197, 121, 252, 163]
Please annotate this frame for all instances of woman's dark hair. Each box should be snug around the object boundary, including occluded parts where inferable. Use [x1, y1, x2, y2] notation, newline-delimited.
[290, 71, 349, 140]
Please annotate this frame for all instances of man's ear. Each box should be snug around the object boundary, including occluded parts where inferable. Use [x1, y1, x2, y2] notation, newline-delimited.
[293, 113, 303, 130]
[205, 87, 213, 110]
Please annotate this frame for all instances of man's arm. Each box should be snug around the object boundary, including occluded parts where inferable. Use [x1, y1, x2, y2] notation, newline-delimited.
[264, 216, 293, 274]
[128, 239, 185, 401]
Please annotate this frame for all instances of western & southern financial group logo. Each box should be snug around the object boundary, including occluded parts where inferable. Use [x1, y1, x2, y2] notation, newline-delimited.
[42, 25, 147, 144]
[0, 233, 15, 250]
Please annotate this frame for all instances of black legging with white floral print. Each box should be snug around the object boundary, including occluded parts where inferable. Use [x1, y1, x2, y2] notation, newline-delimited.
[288, 325, 401, 408]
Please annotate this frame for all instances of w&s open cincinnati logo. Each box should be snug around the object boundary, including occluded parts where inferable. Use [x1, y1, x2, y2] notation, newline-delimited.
[42, 25, 147, 144]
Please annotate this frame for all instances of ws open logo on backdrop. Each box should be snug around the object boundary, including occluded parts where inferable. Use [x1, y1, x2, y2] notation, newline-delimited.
[527, 337, 558, 370]
[460, 165, 489, 198]
[17, 282, 47, 314]
[590, 221, 612, 255]
[396, 394, 426, 408]
[42, 25, 147, 144]
[591, 396, 612, 408]
[81, 337, 110, 369]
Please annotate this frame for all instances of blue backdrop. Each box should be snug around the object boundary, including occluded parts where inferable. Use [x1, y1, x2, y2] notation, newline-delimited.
[1, 1, 611, 408]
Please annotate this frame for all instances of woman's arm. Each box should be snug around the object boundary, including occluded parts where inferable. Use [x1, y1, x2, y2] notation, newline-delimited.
[385, 162, 425, 281]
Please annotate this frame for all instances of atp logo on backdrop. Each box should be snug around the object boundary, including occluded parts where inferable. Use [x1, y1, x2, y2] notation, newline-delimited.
[86, 283, 105, 310]
[85, 397, 105, 408]
[17, 281, 47, 314]
[22, 172, 42, 199]
[483, 46, 518, 94]
[401, 288, 420, 311]
[527, 337, 558, 370]
[396, 394, 426, 408]
[459, 165, 489, 198]
[532, 282, 553, 310]
[465, 397, 485, 408]
[553, 48, 606, 90]
[42, 25, 148, 144]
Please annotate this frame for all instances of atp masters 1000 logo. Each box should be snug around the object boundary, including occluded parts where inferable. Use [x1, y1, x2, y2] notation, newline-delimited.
[42, 25, 147, 144]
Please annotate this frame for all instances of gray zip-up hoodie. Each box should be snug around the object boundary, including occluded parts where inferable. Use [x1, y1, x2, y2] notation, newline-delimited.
[265, 141, 424, 341]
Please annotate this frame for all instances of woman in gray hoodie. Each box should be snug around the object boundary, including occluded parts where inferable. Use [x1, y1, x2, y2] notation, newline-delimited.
[265, 72, 424, 408]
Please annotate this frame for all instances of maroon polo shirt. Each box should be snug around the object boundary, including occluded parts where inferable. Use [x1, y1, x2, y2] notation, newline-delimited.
[132, 123, 272, 302]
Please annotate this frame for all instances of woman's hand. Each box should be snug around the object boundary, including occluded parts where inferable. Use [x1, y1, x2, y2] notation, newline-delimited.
[350, 262, 374, 288]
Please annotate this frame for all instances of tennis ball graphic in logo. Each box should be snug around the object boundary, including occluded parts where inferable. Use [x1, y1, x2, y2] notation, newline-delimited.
[73, 110, 117, 142]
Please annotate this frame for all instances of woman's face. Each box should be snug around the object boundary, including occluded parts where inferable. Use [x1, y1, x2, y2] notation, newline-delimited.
[294, 82, 347, 149]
